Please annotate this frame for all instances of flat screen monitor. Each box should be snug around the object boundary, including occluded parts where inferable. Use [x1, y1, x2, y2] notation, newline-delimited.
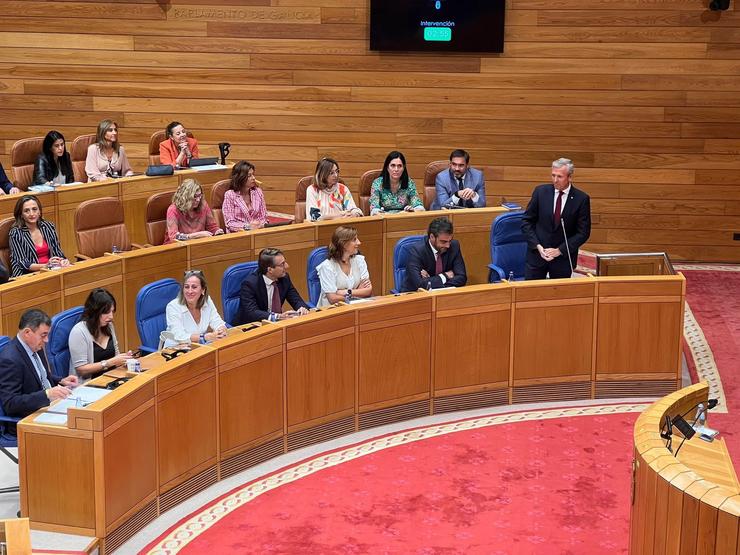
[370, 0, 506, 53]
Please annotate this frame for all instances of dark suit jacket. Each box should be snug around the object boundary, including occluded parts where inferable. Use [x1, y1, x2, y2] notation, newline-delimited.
[0, 162, 13, 194]
[238, 272, 309, 324]
[402, 239, 467, 292]
[0, 337, 59, 419]
[521, 183, 591, 269]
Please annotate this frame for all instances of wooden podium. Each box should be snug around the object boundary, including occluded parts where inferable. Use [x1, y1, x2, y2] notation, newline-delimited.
[630, 383, 740, 554]
[597, 252, 675, 277]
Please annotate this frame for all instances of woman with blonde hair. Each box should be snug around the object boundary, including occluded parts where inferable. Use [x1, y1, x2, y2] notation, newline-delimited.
[316, 225, 372, 307]
[305, 157, 363, 221]
[164, 178, 223, 244]
[85, 119, 134, 181]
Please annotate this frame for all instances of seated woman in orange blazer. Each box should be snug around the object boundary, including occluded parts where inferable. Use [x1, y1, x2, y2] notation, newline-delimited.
[159, 121, 200, 168]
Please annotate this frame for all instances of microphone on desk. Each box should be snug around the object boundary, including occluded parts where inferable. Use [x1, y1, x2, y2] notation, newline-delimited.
[693, 399, 719, 442]
[560, 218, 574, 277]
[672, 398, 719, 455]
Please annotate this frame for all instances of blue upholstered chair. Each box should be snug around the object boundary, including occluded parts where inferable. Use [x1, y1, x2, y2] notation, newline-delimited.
[135, 278, 180, 353]
[391, 235, 425, 294]
[0, 335, 20, 492]
[221, 261, 258, 326]
[48, 306, 83, 379]
[306, 246, 328, 308]
[487, 211, 527, 283]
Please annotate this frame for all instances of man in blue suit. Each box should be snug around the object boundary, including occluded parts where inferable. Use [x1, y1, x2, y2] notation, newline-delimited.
[238, 248, 310, 324]
[0, 309, 78, 422]
[521, 158, 591, 280]
[433, 149, 486, 210]
[402, 217, 467, 291]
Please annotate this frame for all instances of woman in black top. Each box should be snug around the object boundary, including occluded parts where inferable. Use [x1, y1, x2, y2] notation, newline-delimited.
[68, 288, 132, 379]
[33, 130, 75, 186]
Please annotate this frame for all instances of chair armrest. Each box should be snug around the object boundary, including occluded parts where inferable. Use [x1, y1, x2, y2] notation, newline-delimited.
[0, 414, 21, 425]
[487, 263, 505, 283]
[131, 243, 146, 249]
[75, 253, 91, 261]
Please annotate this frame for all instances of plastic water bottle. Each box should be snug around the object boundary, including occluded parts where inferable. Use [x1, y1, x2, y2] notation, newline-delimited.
[112, 245, 120, 254]
[508, 271, 514, 282]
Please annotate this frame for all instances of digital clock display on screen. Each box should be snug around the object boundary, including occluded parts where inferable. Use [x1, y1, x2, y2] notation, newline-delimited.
[370, 0, 505, 53]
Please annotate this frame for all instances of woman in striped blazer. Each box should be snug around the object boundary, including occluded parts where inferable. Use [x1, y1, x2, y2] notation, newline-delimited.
[9, 195, 69, 277]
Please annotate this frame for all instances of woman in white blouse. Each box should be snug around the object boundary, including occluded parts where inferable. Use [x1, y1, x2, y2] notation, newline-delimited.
[166, 270, 227, 344]
[316, 225, 373, 307]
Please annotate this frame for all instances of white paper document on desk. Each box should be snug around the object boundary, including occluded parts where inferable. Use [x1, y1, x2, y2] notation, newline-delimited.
[47, 386, 112, 414]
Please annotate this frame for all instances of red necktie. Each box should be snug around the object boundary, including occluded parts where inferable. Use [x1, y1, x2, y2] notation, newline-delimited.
[270, 282, 282, 313]
[435, 252, 443, 275]
[553, 190, 564, 226]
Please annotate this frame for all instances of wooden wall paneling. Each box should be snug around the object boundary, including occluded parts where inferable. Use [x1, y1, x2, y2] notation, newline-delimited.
[357, 297, 432, 411]
[154, 348, 218, 493]
[216, 328, 285, 458]
[20, 430, 95, 533]
[285, 311, 356, 431]
[596, 278, 684, 380]
[512, 281, 595, 385]
[433, 287, 511, 395]
[0, 273, 61, 336]
[715, 497, 740, 555]
[101, 404, 157, 533]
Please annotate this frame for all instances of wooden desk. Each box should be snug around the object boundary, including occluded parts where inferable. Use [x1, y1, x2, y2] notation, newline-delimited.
[18, 275, 686, 553]
[676, 436, 740, 493]
[630, 383, 740, 555]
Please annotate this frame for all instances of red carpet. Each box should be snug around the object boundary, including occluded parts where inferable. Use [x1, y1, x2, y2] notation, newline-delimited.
[681, 267, 740, 466]
[143, 406, 642, 554]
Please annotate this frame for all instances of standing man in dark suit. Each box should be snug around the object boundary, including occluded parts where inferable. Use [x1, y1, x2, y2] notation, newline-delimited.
[521, 158, 591, 280]
[238, 248, 310, 324]
[0, 309, 78, 420]
[433, 149, 486, 210]
[402, 217, 467, 291]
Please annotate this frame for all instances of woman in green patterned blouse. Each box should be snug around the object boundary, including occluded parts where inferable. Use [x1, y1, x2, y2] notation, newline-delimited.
[369, 151, 426, 216]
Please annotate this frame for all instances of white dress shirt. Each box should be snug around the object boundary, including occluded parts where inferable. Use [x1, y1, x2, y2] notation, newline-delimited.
[166, 296, 226, 343]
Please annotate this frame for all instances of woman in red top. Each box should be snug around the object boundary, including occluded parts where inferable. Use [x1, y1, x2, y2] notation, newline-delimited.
[159, 121, 200, 168]
[164, 178, 224, 244]
[8, 195, 69, 277]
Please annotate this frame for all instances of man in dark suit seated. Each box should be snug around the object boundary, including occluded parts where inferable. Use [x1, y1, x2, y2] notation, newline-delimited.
[402, 217, 467, 292]
[238, 248, 310, 324]
[432, 149, 486, 210]
[521, 157, 591, 280]
[0, 309, 78, 422]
